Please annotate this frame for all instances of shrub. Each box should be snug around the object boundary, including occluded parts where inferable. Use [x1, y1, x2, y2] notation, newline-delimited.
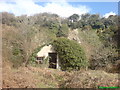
[56, 24, 69, 37]
[11, 45, 24, 68]
[78, 30, 118, 70]
[52, 38, 88, 71]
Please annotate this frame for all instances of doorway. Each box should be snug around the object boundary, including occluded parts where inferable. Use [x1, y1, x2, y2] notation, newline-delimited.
[49, 53, 57, 69]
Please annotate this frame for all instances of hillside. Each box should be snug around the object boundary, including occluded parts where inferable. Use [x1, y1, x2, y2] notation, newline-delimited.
[1, 12, 120, 88]
[3, 61, 119, 88]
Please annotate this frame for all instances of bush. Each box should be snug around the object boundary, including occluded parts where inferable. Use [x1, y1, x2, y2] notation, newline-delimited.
[56, 24, 69, 37]
[78, 30, 118, 70]
[52, 38, 88, 71]
[11, 45, 24, 68]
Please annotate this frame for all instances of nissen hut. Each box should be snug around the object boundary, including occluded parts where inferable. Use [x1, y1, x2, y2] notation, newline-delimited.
[36, 45, 60, 69]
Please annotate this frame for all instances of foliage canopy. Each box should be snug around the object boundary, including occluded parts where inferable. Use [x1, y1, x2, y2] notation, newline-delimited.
[52, 38, 88, 71]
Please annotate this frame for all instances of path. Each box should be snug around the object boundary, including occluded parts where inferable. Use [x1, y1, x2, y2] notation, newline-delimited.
[68, 29, 81, 44]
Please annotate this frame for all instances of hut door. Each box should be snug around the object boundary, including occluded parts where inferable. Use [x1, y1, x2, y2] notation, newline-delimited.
[49, 53, 57, 69]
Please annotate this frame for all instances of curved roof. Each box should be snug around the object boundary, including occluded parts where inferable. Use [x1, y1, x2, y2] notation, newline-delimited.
[37, 45, 56, 57]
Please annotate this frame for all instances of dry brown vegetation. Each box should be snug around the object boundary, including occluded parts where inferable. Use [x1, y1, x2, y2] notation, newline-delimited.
[60, 70, 119, 88]
[2, 61, 120, 88]
[2, 12, 120, 88]
[3, 61, 65, 88]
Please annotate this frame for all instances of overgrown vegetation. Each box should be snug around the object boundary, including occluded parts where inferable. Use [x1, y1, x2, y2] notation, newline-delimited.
[67, 13, 118, 70]
[52, 38, 88, 71]
[2, 11, 119, 88]
[60, 70, 119, 88]
[78, 30, 118, 70]
[2, 12, 58, 68]
[56, 24, 69, 37]
[29, 44, 51, 68]
[29, 45, 46, 63]
[2, 12, 119, 70]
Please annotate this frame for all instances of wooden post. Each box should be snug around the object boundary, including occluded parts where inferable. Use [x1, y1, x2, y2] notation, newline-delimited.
[56, 54, 60, 70]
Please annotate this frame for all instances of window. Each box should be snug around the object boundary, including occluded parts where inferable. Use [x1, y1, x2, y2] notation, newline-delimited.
[37, 57, 44, 60]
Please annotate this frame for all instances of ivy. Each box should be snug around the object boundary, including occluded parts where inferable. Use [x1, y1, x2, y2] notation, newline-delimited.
[52, 38, 89, 71]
